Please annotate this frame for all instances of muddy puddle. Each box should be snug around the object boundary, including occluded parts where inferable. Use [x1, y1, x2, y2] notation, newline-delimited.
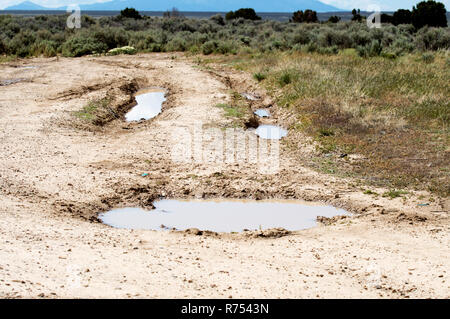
[125, 88, 166, 122]
[255, 125, 288, 140]
[254, 109, 270, 118]
[0, 78, 25, 86]
[99, 199, 349, 233]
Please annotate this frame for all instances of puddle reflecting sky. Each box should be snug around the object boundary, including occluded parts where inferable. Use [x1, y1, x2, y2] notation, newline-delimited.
[99, 199, 349, 232]
[254, 109, 270, 118]
[125, 88, 166, 122]
[255, 125, 288, 140]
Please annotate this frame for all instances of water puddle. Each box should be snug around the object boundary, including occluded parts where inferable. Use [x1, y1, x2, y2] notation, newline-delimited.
[19, 65, 38, 69]
[254, 109, 270, 118]
[99, 199, 349, 233]
[0, 78, 25, 86]
[241, 93, 260, 101]
[125, 88, 166, 122]
[255, 125, 288, 140]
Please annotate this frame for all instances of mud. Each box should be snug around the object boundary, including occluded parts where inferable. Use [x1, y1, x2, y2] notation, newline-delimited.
[0, 53, 448, 299]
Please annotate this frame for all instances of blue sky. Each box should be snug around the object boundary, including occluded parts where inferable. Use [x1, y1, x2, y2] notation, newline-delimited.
[1, 0, 449, 11]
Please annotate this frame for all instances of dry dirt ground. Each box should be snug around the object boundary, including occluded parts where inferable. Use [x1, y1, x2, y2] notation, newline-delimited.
[0, 53, 448, 298]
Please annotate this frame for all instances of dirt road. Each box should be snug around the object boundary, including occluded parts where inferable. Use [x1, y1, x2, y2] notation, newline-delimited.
[0, 53, 448, 298]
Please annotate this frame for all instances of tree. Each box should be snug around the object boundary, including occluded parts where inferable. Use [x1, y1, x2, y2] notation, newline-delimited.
[380, 13, 393, 24]
[119, 8, 142, 20]
[351, 9, 363, 22]
[225, 8, 261, 21]
[392, 9, 412, 25]
[291, 10, 318, 23]
[210, 14, 225, 26]
[327, 15, 341, 23]
[411, 0, 447, 29]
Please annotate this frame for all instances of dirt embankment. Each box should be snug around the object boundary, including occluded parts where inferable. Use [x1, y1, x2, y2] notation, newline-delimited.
[0, 53, 448, 299]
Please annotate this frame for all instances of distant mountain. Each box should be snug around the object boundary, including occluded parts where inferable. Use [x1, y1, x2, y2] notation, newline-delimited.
[5, 0, 342, 12]
[4, 1, 48, 10]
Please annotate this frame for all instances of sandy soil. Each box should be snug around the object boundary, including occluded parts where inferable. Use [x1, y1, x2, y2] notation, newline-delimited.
[0, 53, 448, 298]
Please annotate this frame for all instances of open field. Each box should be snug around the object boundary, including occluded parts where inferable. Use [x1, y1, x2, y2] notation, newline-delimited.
[0, 53, 448, 298]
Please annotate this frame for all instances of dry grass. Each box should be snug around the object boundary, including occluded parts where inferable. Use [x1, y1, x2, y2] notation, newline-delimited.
[214, 50, 450, 196]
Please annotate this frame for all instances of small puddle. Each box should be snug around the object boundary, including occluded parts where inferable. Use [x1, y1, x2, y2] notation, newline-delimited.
[241, 93, 260, 101]
[255, 125, 288, 140]
[125, 88, 166, 122]
[0, 78, 25, 86]
[254, 109, 270, 118]
[99, 199, 349, 233]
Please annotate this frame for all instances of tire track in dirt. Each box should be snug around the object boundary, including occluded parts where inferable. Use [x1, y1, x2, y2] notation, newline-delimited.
[0, 53, 448, 298]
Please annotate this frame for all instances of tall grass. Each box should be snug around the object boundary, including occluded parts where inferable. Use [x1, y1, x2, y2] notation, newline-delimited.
[228, 51, 449, 195]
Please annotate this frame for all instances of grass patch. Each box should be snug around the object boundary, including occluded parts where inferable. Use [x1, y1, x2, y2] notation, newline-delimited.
[220, 50, 449, 196]
[382, 189, 408, 199]
[253, 72, 266, 82]
[215, 103, 245, 118]
[73, 98, 110, 123]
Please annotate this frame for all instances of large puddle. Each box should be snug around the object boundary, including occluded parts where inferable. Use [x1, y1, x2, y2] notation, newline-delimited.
[125, 88, 166, 122]
[255, 125, 288, 140]
[99, 199, 349, 233]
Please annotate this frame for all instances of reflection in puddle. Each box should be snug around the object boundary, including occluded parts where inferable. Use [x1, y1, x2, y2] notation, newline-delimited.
[99, 199, 349, 233]
[0, 78, 25, 86]
[254, 109, 270, 118]
[125, 88, 166, 122]
[241, 93, 260, 101]
[255, 125, 287, 140]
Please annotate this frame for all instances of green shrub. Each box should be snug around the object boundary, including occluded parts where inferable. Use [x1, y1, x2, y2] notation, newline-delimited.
[253, 72, 266, 82]
[107, 46, 137, 55]
[62, 36, 108, 57]
[421, 52, 435, 63]
[201, 40, 217, 55]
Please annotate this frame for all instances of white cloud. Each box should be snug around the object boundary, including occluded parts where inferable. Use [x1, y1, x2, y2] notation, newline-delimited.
[321, 0, 450, 11]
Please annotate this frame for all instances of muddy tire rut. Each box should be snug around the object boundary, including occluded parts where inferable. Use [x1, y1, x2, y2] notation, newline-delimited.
[0, 53, 448, 298]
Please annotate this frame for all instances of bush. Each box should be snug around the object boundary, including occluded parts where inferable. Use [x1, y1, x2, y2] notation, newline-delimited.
[412, 0, 447, 29]
[253, 72, 266, 82]
[226, 8, 261, 21]
[357, 40, 382, 57]
[201, 40, 217, 55]
[421, 52, 435, 63]
[414, 27, 450, 50]
[119, 8, 142, 20]
[107, 46, 137, 55]
[62, 36, 108, 57]
[291, 10, 318, 23]
[392, 9, 412, 25]
[210, 14, 225, 26]
[328, 16, 341, 23]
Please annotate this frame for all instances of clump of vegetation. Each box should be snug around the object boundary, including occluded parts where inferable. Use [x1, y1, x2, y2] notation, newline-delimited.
[379, 1, 447, 28]
[225, 8, 261, 21]
[224, 50, 449, 196]
[253, 72, 266, 82]
[0, 4, 448, 59]
[291, 10, 318, 23]
[73, 98, 110, 122]
[119, 7, 142, 20]
[327, 16, 341, 23]
[382, 190, 409, 199]
[107, 46, 137, 55]
[215, 103, 245, 118]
